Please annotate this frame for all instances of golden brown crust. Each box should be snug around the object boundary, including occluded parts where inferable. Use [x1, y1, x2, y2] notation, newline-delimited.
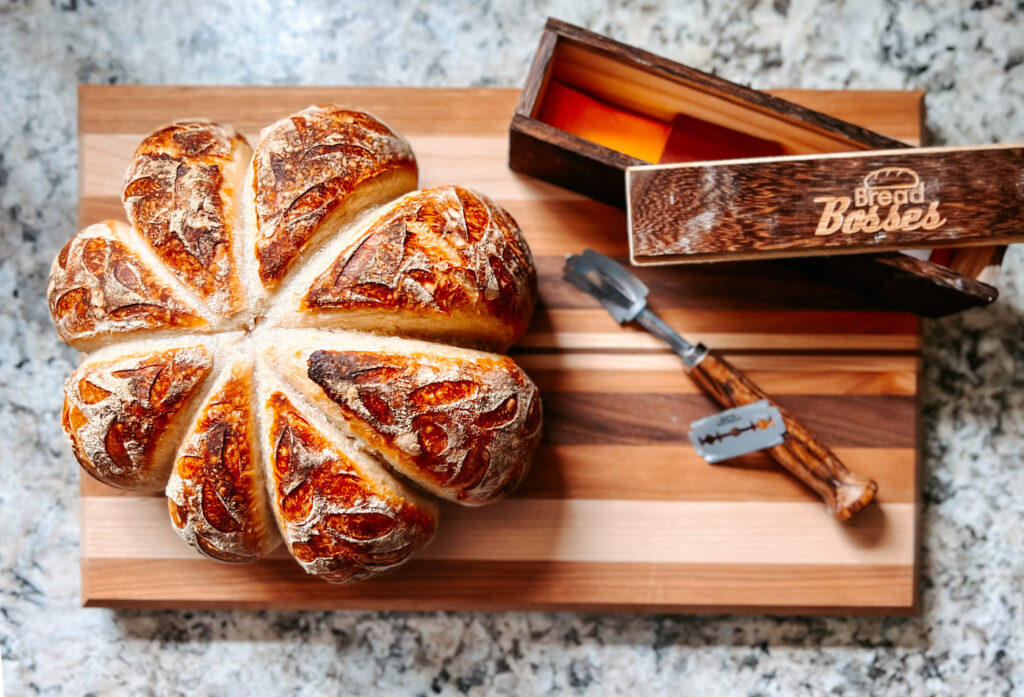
[302, 186, 537, 351]
[124, 121, 251, 315]
[48, 221, 208, 349]
[166, 362, 279, 562]
[306, 349, 542, 505]
[264, 391, 438, 582]
[251, 106, 417, 286]
[62, 346, 213, 491]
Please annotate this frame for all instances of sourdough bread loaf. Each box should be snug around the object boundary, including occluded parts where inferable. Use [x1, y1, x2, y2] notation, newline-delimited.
[49, 106, 540, 582]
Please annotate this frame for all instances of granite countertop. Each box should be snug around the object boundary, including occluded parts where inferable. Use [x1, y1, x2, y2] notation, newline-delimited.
[1, 1, 1022, 695]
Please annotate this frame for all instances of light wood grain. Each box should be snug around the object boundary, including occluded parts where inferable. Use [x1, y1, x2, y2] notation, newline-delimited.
[83, 497, 913, 566]
[77, 85, 922, 614]
[81, 559, 914, 613]
[525, 367, 916, 395]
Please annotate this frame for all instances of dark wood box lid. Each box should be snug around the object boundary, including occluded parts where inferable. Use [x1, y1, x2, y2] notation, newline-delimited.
[627, 144, 1024, 263]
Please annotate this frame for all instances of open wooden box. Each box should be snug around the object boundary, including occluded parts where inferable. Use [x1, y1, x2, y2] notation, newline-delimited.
[509, 19, 1008, 317]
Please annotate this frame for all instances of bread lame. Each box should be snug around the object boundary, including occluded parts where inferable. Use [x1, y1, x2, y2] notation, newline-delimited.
[563, 249, 878, 521]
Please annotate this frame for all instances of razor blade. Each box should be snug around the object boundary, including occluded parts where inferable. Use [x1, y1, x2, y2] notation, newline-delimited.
[689, 400, 786, 464]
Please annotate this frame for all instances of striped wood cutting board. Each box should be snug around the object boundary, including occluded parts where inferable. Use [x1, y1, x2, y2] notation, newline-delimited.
[78, 86, 922, 613]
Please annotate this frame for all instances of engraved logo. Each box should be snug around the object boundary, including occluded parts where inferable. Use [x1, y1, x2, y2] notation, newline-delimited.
[813, 167, 946, 236]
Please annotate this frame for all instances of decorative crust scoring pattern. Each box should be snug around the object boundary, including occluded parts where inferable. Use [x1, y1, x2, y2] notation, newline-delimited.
[62, 347, 213, 490]
[48, 221, 208, 347]
[303, 185, 536, 350]
[167, 363, 278, 562]
[53, 106, 541, 584]
[251, 106, 417, 285]
[124, 121, 250, 314]
[265, 391, 438, 582]
[306, 350, 542, 505]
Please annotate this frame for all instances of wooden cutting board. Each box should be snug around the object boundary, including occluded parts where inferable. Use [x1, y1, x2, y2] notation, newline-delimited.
[77, 85, 922, 613]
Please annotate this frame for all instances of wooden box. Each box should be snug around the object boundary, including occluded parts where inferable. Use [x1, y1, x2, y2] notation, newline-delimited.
[508, 19, 1009, 317]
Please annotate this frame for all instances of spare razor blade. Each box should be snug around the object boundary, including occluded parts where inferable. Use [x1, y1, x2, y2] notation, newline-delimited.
[689, 400, 786, 464]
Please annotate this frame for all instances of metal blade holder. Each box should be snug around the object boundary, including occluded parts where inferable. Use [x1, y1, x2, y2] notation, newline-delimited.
[564, 249, 786, 462]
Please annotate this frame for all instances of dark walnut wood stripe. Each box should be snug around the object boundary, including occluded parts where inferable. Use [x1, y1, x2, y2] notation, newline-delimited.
[534, 255, 910, 313]
[687, 352, 877, 520]
[629, 145, 1024, 263]
[527, 306, 918, 335]
[542, 392, 915, 448]
[82, 558, 913, 613]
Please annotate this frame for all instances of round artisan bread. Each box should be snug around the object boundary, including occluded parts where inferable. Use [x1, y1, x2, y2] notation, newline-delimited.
[48, 105, 540, 583]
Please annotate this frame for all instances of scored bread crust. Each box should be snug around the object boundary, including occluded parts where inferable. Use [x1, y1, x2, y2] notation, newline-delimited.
[62, 345, 214, 491]
[248, 106, 418, 289]
[48, 221, 210, 351]
[263, 330, 541, 506]
[51, 105, 541, 584]
[259, 380, 439, 582]
[297, 185, 536, 352]
[166, 360, 280, 562]
[124, 121, 252, 318]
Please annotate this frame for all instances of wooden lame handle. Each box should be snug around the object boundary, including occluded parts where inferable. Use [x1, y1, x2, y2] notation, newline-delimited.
[687, 351, 878, 521]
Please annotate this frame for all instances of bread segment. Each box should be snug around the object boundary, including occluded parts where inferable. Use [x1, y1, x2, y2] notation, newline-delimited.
[62, 345, 214, 491]
[165, 360, 280, 562]
[296, 185, 536, 352]
[248, 106, 418, 290]
[48, 221, 210, 351]
[123, 121, 252, 319]
[262, 330, 542, 506]
[257, 375, 439, 583]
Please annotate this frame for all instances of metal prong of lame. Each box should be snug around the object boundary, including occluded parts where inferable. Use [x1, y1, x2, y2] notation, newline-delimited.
[563, 249, 707, 367]
[563, 251, 645, 324]
[689, 400, 787, 464]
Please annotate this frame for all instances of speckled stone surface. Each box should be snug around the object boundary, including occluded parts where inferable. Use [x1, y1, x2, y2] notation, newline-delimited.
[1, 0, 1022, 694]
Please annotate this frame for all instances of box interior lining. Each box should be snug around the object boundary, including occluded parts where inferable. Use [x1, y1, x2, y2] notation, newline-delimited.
[537, 40, 871, 158]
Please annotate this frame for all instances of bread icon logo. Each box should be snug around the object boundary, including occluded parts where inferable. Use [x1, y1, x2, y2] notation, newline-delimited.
[862, 167, 920, 190]
[813, 165, 946, 236]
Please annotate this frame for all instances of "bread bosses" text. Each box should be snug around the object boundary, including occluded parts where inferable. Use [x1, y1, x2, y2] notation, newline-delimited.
[812, 167, 946, 236]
